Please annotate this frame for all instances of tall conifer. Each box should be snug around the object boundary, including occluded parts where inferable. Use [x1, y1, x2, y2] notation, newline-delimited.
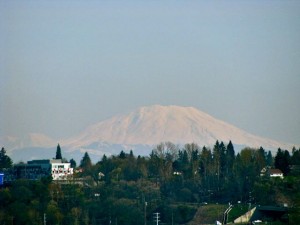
[55, 144, 62, 159]
[0, 147, 13, 169]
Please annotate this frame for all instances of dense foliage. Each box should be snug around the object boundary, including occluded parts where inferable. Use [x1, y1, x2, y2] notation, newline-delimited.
[1, 141, 300, 225]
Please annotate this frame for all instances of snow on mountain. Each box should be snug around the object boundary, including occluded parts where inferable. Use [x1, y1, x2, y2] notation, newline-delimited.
[1, 133, 57, 151]
[63, 105, 293, 152]
[2, 105, 296, 163]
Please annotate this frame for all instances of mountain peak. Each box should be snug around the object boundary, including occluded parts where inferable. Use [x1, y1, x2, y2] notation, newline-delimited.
[4, 105, 296, 162]
[64, 105, 292, 151]
[137, 105, 206, 115]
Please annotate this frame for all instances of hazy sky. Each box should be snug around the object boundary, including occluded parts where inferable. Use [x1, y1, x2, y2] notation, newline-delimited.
[1, 1, 300, 145]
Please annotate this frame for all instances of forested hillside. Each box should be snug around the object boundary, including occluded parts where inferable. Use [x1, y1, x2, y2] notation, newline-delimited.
[1, 141, 300, 225]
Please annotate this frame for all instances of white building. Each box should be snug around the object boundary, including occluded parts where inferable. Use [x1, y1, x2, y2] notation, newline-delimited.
[50, 159, 73, 180]
[25, 159, 74, 180]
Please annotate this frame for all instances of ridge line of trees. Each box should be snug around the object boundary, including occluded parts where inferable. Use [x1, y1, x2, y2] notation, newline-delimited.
[1, 141, 300, 225]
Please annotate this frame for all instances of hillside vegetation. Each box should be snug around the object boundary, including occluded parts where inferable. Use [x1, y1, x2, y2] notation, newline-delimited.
[0, 141, 300, 225]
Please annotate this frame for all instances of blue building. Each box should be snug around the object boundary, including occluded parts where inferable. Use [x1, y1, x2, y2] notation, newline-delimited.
[0, 173, 4, 185]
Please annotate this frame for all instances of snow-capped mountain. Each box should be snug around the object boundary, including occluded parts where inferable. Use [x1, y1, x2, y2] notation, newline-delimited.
[63, 105, 292, 152]
[2, 105, 296, 162]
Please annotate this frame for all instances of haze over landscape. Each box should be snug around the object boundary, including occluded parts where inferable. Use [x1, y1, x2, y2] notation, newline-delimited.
[1, 1, 300, 161]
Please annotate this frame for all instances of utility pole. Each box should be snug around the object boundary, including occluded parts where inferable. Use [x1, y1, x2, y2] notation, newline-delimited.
[249, 191, 252, 210]
[144, 201, 147, 225]
[153, 212, 160, 225]
[43, 213, 46, 225]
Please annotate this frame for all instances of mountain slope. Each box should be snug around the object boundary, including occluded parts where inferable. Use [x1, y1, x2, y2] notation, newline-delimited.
[3, 105, 296, 162]
[1, 133, 56, 151]
[64, 105, 291, 151]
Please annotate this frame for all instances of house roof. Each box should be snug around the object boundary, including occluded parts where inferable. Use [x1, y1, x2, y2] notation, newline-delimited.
[269, 169, 283, 174]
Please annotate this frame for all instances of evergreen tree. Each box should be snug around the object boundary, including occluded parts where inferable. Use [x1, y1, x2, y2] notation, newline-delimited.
[291, 147, 300, 165]
[226, 141, 235, 176]
[191, 149, 199, 181]
[255, 147, 267, 171]
[226, 141, 235, 159]
[102, 154, 107, 162]
[199, 146, 212, 188]
[136, 155, 148, 178]
[148, 150, 160, 178]
[80, 152, 92, 171]
[119, 150, 126, 159]
[219, 141, 226, 178]
[0, 147, 13, 169]
[274, 148, 290, 175]
[129, 150, 134, 158]
[98, 154, 113, 182]
[213, 140, 220, 168]
[180, 150, 190, 174]
[284, 150, 291, 173]
[70, 158, 77, 168]
[123, 151, 139, 181]
[233, 153, 243, 199]
[266, 151, 273, 167]
[55, 144, 62, 160]
[213, 141, 222, 186]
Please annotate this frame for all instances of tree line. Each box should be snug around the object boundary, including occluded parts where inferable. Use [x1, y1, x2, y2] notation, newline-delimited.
[0, 141, 300, 225]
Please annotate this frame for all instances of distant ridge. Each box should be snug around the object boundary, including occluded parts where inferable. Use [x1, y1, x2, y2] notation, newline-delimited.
[1, 133, 56, 150]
